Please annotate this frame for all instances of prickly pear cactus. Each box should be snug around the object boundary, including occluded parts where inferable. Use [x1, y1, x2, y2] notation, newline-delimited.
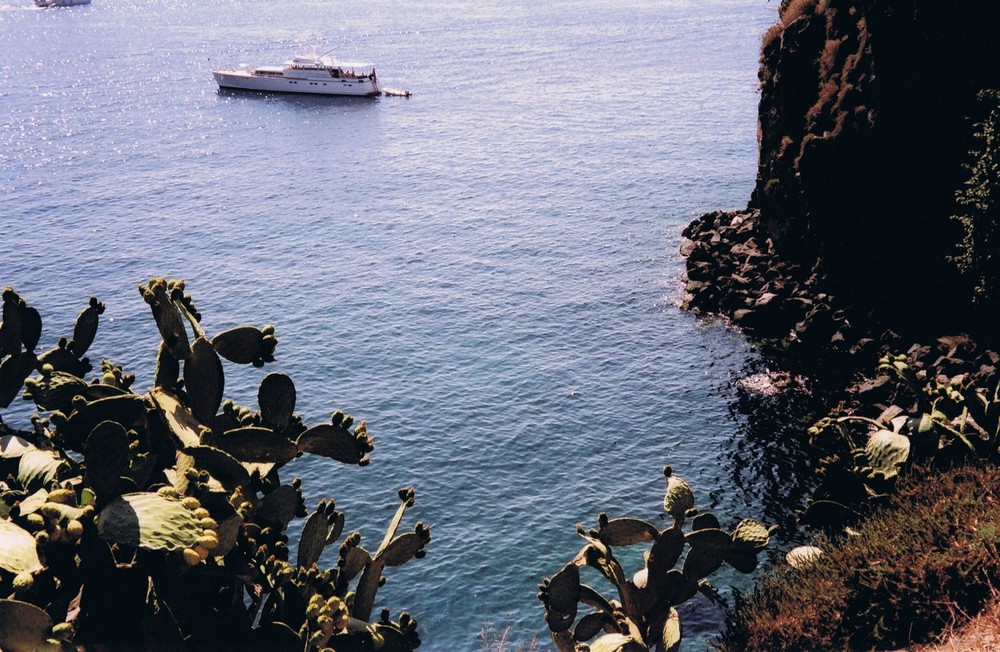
[1, 281, 430, 651]
[539, 465, 771, 652]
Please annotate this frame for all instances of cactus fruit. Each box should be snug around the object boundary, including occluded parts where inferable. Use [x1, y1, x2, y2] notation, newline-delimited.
[138, 279, 191, 360]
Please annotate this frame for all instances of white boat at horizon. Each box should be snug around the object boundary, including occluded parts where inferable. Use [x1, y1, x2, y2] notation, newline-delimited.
[213, 52, 382, 97]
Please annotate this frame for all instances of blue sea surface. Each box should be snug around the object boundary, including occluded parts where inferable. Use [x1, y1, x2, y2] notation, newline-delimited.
[1, 0, 786, 648]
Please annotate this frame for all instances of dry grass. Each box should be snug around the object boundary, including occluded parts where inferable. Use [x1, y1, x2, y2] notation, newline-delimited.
[479, 621, 538, 652]
[780, 0, 819, 26]
[907, 593, 1000, 652]
[718, 465, 1000, 651]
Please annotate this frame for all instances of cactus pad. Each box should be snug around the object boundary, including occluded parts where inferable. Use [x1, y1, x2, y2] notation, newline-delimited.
[258, 373, 296, 432]
[71, 298, 104, 357]
[296, 422, 373, 465]
[150, 387, 204, 449]
[380, 529, 431, 567]
[96, 492, 205, 552]
[597, 517, 658, 547]
[663, 474, 694, 520]
[573, 612, 613, 642]
[209, 427, 298, 465]
[0, 520, 43, 575]
[183, 337, 224, 425]
[63, 394, 149, 453]
[84, 421, 130, 505]
[211, 326, 274, 366]
[660, 607, 681, 652]
[297, 501, 344, 570]
[18, 449, 69, 492]
[0, 434, 34, 459]
[542, 562, 580, 633]
[731, 519, 771, 552]
[139, 279, 190, 361]
[588, 633, 644, 652]
[0, 351, 37, 410]
[0, 599, 55, 652]
[865, 429, 910, 478]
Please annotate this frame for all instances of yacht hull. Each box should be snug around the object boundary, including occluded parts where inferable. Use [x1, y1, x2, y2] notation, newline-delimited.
[213, 70, 381, 97]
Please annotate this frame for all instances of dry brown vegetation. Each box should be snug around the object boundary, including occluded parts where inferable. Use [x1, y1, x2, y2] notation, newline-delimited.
[718, 465, 1000, 651]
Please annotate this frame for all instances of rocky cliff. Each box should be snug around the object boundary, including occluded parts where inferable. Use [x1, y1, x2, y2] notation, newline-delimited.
[745, 0, 1000, 328]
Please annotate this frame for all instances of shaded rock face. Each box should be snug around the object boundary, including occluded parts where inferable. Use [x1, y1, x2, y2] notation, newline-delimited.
[751, 0, 1000, 318]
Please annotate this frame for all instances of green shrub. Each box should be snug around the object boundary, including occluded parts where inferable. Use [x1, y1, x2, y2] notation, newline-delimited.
[952, 89, 1000, 308]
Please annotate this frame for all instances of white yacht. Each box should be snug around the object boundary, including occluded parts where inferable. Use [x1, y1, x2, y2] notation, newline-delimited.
[213, 52, 382, 97]
[35, 0, 91, 6]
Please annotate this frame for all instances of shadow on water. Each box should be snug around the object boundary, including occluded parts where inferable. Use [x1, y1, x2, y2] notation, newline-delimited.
[215, 88, 381, 112]
[719, 353, 834, 549]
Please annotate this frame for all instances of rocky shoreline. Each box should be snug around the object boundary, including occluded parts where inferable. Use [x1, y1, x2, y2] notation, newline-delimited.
[680, 208, 999, 415]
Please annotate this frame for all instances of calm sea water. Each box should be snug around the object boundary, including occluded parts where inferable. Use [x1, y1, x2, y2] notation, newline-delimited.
[1, 0, 786, 648]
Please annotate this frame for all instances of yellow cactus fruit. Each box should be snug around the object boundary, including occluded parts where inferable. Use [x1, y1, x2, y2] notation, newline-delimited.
[197, 534, 219, 551]
[65, 520, 84, 540]
[47, 489, 76, 505]
[13, 571, 35, 592]
[182, 548, 201, 566]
